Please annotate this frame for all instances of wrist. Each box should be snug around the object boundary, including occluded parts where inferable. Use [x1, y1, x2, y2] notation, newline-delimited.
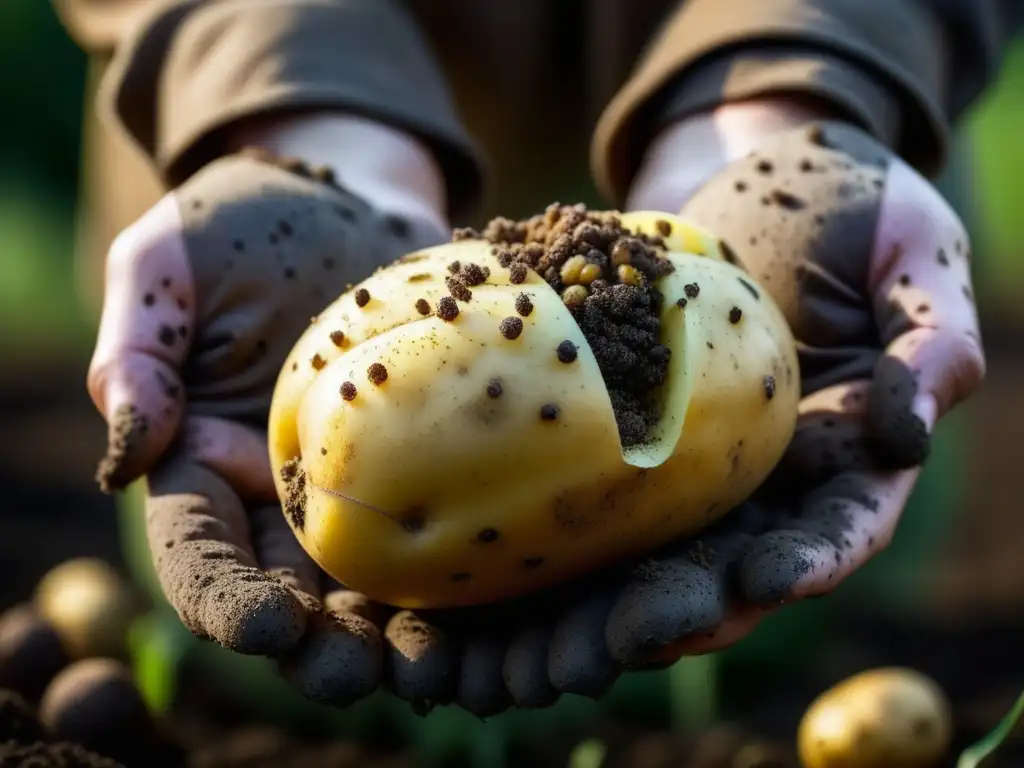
[224, 111, 450, 235]
[626, 95, 850, 213]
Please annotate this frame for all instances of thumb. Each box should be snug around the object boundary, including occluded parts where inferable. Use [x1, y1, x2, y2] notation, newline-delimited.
[865, 158, 986, 467]
[87, 194, 194, 492]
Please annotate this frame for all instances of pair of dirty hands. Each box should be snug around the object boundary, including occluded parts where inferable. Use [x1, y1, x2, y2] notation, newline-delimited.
[88, 117, 984, 716]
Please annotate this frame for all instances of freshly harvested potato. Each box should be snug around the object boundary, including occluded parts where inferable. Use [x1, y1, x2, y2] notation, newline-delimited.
[34, 558, 141, 660]
[797, 667, 953, 768]
[269, 207, 799, 608]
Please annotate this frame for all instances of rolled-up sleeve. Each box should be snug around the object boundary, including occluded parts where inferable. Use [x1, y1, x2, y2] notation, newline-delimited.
[592, 0, 1024, 205]
[87, 0, 485, 222]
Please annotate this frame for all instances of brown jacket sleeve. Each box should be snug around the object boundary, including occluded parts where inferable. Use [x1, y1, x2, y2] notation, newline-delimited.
[593, 0, 1024, 204]
[54, 0, 486, 224]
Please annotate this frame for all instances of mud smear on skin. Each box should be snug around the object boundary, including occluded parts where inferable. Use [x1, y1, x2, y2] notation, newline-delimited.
[455, 203, 674, 447]
[94, 405, 148, 494]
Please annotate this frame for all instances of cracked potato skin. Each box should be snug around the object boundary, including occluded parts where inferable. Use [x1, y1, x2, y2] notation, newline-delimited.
[269, 213, 800, 608]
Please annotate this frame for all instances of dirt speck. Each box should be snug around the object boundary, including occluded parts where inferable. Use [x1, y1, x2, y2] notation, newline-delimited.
[514, 293, 534, 316]
[476, 529, 499, 543]
[540, 404, 560, 421]
[499, 317, 524, 340]
[446, 276, 472, 302]
[158, 326, 176, 347]
[770, 189, 805, 210]
[556, 340, 578, 363]
[436, 296, 459, 322]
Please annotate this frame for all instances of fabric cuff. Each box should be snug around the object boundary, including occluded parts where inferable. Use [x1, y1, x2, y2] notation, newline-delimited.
[99, 0, 487, 223]
[591, 0, 950, 206]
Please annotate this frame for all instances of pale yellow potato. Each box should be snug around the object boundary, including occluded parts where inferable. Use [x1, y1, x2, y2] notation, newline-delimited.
[34, 558, 140, 660]
[798, 667, 953, 768]
[269, 212, 799, 608]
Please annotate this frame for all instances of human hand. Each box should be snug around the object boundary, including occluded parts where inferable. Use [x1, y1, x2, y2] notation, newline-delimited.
[349, 115, 985, 718]
[86, 147, 448, 705]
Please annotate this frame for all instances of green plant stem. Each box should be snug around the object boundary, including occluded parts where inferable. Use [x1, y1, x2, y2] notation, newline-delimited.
[668, 653, 718, 735]
[958, 688, 1024, 768]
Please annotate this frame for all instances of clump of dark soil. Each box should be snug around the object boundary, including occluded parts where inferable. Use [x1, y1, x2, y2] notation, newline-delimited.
[0, 605, 69, 703]
[280, 459, 306, 532]
[454, 204, 674, 446]
[0, 740, 125, 768]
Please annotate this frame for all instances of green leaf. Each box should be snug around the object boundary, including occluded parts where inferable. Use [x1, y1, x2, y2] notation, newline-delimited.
[957, 688, 1024, 768]
[567, 739, 607, 768]
[128, 609, 199, 715]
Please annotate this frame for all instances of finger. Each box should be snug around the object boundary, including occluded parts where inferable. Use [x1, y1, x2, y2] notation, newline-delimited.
[88, 196, 194, 492]
[383, 611, 456, 712]
[503, 623, 560, 708]
[603, 503, 765, 669]
[278, 611, 383, 707]
[146, 453, 308, 654]
[739, 468, 920, 604]
[456, 634, 513, 718]
[774, 380, 879, 485]
[181, 416, 277, 502]
[661, 604, 773, 658]
[604, 552, 726, 669]
[867, 157, 985, 467]
[547, 590, 620, 698]
[248, 504, 321, 604]
[322, 589, 396, 630]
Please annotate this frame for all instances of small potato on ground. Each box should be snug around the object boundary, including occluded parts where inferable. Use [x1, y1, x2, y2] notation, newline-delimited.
[797, 667, 952, 768]
[34, 558, 141, 661]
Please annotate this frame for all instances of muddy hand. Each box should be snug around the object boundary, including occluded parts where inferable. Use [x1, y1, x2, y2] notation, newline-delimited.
[87, 150, 444, 703]
[588, 120, 985, 668]
[451, 120, 986, 705]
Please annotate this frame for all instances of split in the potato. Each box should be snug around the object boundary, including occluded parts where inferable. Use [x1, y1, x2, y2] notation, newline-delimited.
[453, 204, 676, 447]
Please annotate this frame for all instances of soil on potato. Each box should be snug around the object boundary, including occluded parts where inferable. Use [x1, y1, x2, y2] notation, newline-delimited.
[453, 204, 675, 447]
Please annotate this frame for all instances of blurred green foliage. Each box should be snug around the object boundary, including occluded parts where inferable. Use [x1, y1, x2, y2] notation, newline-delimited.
[0, 1, 87, 356]
[968, 42, 1024, 297]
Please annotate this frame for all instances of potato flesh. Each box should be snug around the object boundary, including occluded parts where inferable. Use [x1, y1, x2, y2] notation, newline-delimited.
[270, 214, 800, 608]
